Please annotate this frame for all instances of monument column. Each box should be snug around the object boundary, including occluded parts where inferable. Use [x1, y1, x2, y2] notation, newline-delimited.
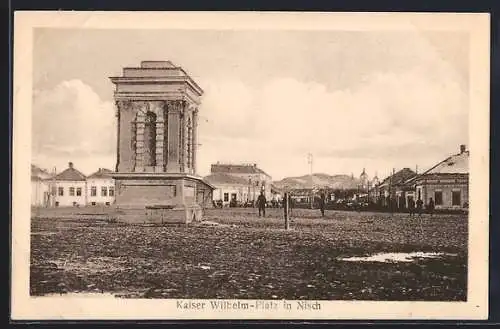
[115, 101, 122, 173]
[154, 101, 165, 173]
[181, 107, 189, 173]
[192, 108, 198, 175]
[166, 100, 182, 173]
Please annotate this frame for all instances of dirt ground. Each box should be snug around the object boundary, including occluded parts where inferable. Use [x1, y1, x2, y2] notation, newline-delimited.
[30, 207, 467, 300]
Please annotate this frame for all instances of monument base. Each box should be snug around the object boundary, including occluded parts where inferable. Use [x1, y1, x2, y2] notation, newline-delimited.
[112, 172, 214, 224]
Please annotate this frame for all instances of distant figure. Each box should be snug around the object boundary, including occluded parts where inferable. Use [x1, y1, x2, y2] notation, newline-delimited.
[408, 198, 415, 217]
[257, 191, 267, 217]
[416, 198, 424, 216]
[427, 197, 435, 216]
[319, 192, 326, 217]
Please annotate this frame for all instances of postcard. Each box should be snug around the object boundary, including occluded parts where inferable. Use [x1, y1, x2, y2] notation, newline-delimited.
[12, 11, 490, 320]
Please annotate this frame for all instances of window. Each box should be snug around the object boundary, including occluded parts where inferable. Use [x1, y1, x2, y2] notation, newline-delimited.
[434, 191, 443, 205]
[109, 186, 114, 197]
[231, 193, 237, 201]
[452, 190, 461, 206]
[101, 186, 108, 197]
[91, 186, 97, 196]
[76, 187, 82, 196]
[91, 202, 96, 206]
[58, 187, 64, 196]
[223, 193, 229, 202]
[69, 187, 75, 196]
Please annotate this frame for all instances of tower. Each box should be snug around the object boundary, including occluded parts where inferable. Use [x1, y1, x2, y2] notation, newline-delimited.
[359, 168, 369, 190]
[110, 61, 214, 223]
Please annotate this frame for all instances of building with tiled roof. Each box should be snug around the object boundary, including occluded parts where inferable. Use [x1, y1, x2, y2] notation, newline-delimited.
[205, 173, 249, 186]
[54, 162, 86, 181]
[31, 164, 52, 181]
[376, 168, 418, 208]
[53, 162, 87, 207]
[204, 172, 258, 207]
[209, 162, 273, 202]
[210, 163, 271, 177]
[413, 144, 469, 210]
[86, 168, 115, 206]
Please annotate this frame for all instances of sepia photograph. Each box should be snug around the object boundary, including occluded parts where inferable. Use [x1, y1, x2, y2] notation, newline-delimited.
[12, 11, 489, 320]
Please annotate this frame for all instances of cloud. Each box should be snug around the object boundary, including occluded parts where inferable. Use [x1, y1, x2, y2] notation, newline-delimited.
[197, 64, 468, 179]
[32, 79, 116, 174]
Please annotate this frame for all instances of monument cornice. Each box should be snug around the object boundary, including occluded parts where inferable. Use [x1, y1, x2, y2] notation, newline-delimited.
[113, 92, 201, 105]
[109, 76, 204, 96]
[111, 172, 215, 189]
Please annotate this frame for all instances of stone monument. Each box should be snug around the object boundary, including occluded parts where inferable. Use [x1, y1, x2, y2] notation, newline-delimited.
[110, 61, 214, 223]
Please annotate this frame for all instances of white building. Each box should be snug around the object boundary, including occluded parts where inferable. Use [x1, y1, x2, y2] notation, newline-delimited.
[53, 162, 87, 207]
[86, 168, 115, 206]
[204, 173, 249, 206]
[31, 164, 53, 207]
[209, 163, 273, 201]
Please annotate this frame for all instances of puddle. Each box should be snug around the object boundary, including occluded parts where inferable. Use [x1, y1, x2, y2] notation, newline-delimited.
[39, 292, 117, 298]
[339, 252, 457, 263]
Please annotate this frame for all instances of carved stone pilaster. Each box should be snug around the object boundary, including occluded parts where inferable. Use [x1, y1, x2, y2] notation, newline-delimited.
[134, 108, 146, 172]
[181, 109, 188, 173]
[166, 100, 183, 173]
[192, 108, 198, 175]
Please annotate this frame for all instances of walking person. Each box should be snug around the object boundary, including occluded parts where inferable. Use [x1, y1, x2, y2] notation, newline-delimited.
[408, 198, 415, 217]
[416, 198, 424, 216]
[257, 191, 267, 218]
[427, 197, 435, 217]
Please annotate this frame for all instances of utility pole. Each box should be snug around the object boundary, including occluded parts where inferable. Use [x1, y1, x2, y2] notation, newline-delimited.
[284, 192, 290, 230]
[51, 166, 57, 207]
[307, 153, 313, 209]
[389, 168, 395, 214]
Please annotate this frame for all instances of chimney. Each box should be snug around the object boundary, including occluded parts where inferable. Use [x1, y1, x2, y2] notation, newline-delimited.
[68, 162, 74, 169]
[460, 144, 466, 154]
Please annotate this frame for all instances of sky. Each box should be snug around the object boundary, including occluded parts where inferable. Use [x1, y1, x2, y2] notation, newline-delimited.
[31, 28, 469, 181]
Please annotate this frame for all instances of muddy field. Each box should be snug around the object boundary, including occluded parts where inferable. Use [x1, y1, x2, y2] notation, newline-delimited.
[30, 208, 467, 300]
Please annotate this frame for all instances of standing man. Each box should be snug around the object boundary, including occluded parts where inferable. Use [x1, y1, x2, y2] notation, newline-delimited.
[257, 191, 267, 218]
[408, 197, 416, 217]
[416, 198, 424, 216]
[319, 192, 326, 217]
[427, 197, 435, 217]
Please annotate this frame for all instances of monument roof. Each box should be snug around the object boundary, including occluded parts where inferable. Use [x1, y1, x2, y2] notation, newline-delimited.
[110, 60, 204, 97]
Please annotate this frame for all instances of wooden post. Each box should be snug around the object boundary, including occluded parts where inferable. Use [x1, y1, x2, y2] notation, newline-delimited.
[284, 192, 290, 230]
